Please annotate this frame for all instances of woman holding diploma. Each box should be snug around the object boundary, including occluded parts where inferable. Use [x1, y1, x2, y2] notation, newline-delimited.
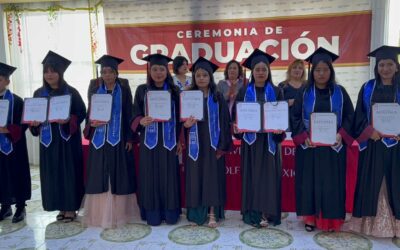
[30, 51, 86, 222]
[183, 57, 232, 227]
[350, 46, 400, 238]
[131, 54, 182, 226]
[291, 47, 354, 232]
[83, 55, 136, 229]
[232, 49, 285, 227]
[0, 63, 31, 223]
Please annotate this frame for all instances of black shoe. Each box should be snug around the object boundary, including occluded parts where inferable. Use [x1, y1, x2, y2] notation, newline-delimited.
[0, 206, 12, 221]
[305, 224, 315, 232]
[12, 208, 25, 223]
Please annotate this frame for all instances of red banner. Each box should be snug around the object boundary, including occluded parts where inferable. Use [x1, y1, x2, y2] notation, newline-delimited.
[106, 11, 371, 72]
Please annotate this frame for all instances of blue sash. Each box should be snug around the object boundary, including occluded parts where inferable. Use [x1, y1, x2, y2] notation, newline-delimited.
[144, 82, 176, 151]
[92, 82, 122, 149]
[243, 82, 276, 155]
[40, 87, 71, 147]
[188, 91, 220, 161]
[0, 90, 14, 155]
[302, 84, 343, 152]
[359, 79, 400, 150]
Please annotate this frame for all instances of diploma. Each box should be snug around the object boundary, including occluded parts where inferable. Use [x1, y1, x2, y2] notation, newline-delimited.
[48, 95, 71, 122]
[89, 94, 113, 122]
[0, 100, 9, 127]
[22, 97, 48, 124]
[180, 90, 204, 121]
[236, 102, 261, 132]
[146, 90, 171, 121]
[372, 103, 400, 137]
[263, 101, 289, 132]
[310, 112, 337, 146]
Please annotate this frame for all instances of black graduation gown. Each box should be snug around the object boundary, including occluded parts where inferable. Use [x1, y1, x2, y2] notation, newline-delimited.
[84, 82, 136, 195]
[131, 83, 182, 226]
[0, 93, 31, 205]
[352, 82, 400, 219]
[232, 84, 285, 226]
[30, 83, 86, 211]
[184, 91, 232, 225]
[278, 81, 305, 131]
[291, 85, 354, 219]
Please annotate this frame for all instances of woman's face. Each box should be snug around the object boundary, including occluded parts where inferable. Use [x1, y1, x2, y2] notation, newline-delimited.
[290, 63, 304, 80]
[44, 68, 60, 88]
[101, 67, 117, 85]
[150, 64, 168, 84]
[227, 62, 239, 80]
[177, 61, 188, 75]
[313, 61, 331, 86]
[0, 76, 10, 93]
[194, 68, 210, 89]
[377, 59, 398, 82]
[252, 62, 269, 83]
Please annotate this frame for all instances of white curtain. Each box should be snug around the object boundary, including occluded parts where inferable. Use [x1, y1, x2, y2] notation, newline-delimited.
[3, 0, 106, 165]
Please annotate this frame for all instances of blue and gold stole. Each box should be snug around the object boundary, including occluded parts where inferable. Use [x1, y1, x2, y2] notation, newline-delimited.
[144, 82, 176, 151]
[243, 82, 277, 155]
[0, 89, 14, 155]
[188, 91, 220, 161]
[302, 83, 343, 152]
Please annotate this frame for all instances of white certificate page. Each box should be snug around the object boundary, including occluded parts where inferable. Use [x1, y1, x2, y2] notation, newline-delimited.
[90, 94, 113, 122]
[146, 90, 171, 121]
[236, 102, 261, 132]
[310, 112, 337, 146]
[0, 100, 10, 127]
[372, 103, 400, 137]
[180, 90, 204, 121]
[23, 97, 48, 123]
[48, 95, 71, 122]
[263, 101, 289, 132]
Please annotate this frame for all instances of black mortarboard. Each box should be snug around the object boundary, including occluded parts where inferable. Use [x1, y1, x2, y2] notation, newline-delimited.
[305, 47, 339, 65]
[95, 55, 124, 71]
[367, 45, 400, 63]
[190, 57, 219, 73]
[41, 51, 71, 73]
[242, 49, 276, 70]
[0, 62, 16, 78]
[142, 54, 173, 66]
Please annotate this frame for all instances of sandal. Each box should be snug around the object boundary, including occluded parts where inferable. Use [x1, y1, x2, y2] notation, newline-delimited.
[63, 212, 76, 223]
[305, 224, 315, 232]
[208, 213, 218, 228]
[259, 214, 269, 227]
[56, 212, 65, 221]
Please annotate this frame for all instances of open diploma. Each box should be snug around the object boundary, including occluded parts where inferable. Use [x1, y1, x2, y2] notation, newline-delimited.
[236, 102, 261, 132]
[22, 97, 48, 123]
[48, 95, 71, 122]
[310, 113, 337, 146]
[263, 101, 289, 132]
[372, 103, 400, 137]
[146, 90, 171, 121]
[0, 100, 9, 127]
[180, 90, 203, 121]
[89, 94, 113, 122]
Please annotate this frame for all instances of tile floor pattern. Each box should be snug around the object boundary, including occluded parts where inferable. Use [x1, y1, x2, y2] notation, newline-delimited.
[0, 166, 399, 250]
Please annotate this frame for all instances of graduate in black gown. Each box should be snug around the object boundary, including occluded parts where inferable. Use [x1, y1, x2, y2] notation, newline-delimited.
[0, 63, 30, 223]
[349, 46, 400, 238]
[183, 57, 232, 227]
[131, 54, 182, 226]
[83, 55, 136, 229]
[30, 51, 86, 222]
[232, 49, 285, 227]
[291, 47, 354, 232]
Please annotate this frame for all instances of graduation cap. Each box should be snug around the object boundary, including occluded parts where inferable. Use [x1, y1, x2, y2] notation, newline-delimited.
[190, 57, 219, 73]
[367, 45, 400, 63]
[242, 48, 276, 70]
[305, 47, 339, 65]
[142, 54, 172, 66]
[95, 55, 124, 71]
[42, 51, 71, 73]
[0, 62, 16, 78]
